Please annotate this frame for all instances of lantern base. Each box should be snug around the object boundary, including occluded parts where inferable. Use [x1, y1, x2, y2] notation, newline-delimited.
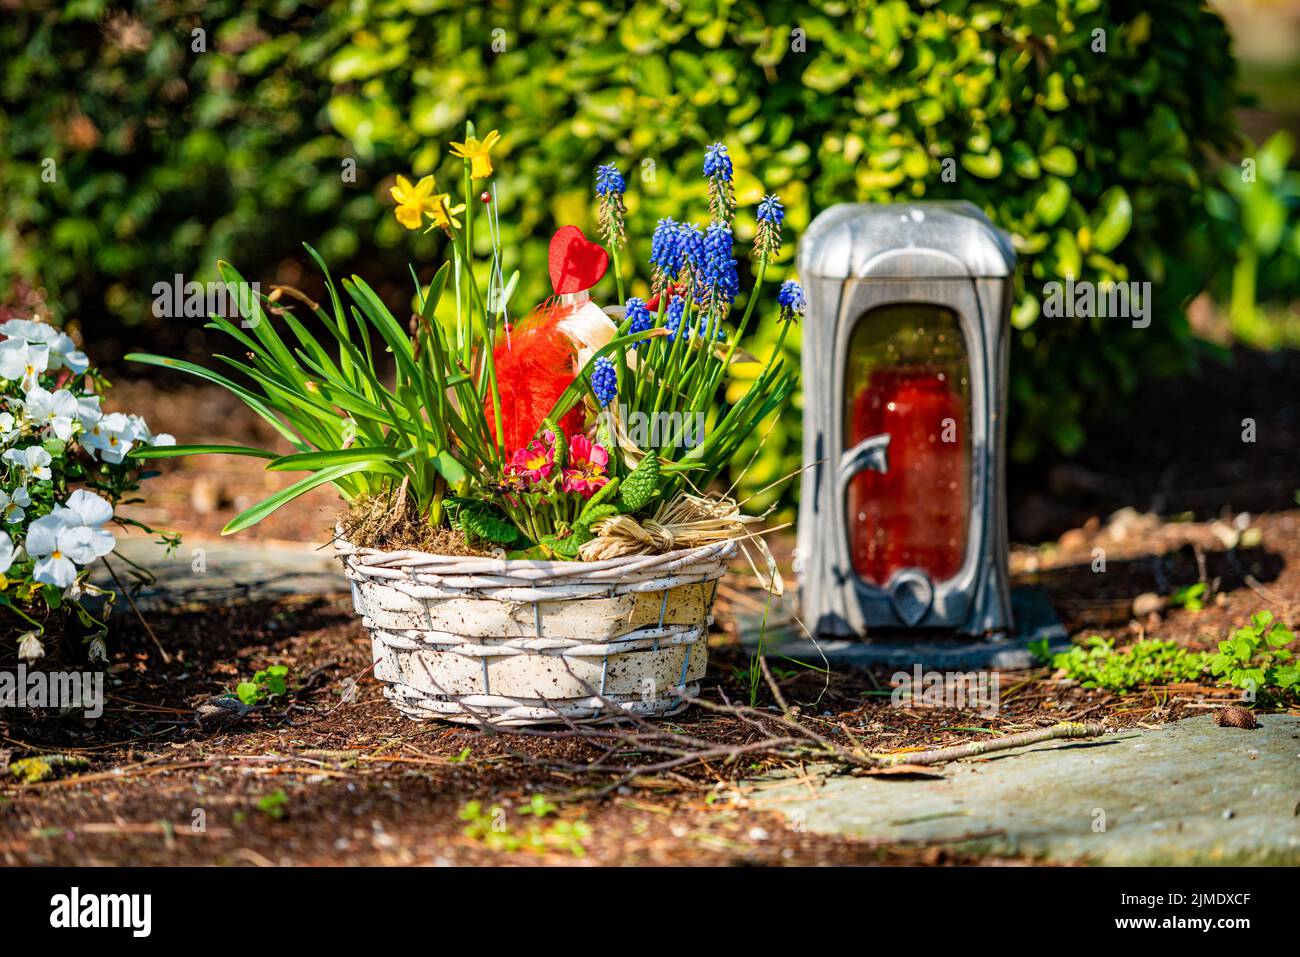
[738, 586, 1067, 673]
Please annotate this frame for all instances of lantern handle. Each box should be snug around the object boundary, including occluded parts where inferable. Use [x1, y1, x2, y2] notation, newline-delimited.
[839, 432, 891, 489]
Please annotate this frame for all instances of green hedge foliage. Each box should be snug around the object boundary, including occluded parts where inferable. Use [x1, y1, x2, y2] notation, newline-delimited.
[0, 0, 1244, 513]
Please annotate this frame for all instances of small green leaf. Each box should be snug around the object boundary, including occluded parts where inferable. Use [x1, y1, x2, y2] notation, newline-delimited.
[1089, 186, 1132, 252]
[1039, 145, 1077, 177]
[433, 450, 468, 485]
[617, 452, 661, 513]
[574, 503, 619, 532]
[960, 148, 1003, 179]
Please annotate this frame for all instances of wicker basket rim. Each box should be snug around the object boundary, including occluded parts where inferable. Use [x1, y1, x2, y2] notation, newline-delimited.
[333, 523, 737, 574]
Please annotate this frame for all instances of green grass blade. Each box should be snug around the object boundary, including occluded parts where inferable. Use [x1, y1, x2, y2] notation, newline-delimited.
[267, 446, 415, 471]
[125, 353, 309, 452]
[221, 462, 393, 535]
[130, 444, 277, 460]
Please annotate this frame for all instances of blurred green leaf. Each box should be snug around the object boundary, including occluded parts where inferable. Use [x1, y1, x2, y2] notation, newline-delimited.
[1089, 186, 1133, 253]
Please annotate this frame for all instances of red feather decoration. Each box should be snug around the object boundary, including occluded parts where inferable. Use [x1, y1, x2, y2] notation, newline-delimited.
[484, 301, 584, 453]
[482, 226, 608, 453]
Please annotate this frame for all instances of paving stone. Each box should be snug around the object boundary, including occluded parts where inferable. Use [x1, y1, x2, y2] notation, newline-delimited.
[753, 715, 1300, 864]
[94, 534, 346, 610]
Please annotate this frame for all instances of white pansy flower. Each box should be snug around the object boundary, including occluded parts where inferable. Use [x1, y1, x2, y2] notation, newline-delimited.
[0, 411, 22, 445]
[48, 332, 89, 375]
[75, 397, 103, 453]
[26, 513, 75, 587]
[55, 488, 118, 555]
[22, 386, 79, 441]
[0, 486, 30, 524]
[0, 319, 58, 344]
[27, 490, 117, 588]
[81, 410, 135, 463]
[77, 393, 102, 425]
[0, 339, 49, 390]
[0, 319, 88, 375]
[3, 445, 52, 481]
[0, 529, 16, 573]
[128, 413, 175, 447]
[17, 631, 44, 663]
[127, 414, 152, 442]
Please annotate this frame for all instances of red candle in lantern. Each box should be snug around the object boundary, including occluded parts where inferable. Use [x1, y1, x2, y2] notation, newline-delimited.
[847, 368, 968, 586]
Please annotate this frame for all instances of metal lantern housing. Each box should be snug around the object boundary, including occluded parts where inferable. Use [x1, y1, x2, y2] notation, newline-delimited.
[797, 202, 1015, 638]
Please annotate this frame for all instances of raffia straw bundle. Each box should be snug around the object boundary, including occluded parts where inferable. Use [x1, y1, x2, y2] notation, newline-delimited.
[580, 491, 784, 595]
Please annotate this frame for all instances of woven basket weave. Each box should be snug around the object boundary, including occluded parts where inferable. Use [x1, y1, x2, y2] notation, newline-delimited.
[335, 530, 735, 727]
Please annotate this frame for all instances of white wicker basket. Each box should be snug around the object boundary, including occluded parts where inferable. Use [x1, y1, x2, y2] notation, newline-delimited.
[334, 531, 735, 727]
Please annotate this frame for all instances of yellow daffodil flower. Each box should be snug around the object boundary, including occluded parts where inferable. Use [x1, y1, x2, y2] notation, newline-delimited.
[425, 194, 466, 232]
[449, 130, 501, 179]
[390, 174, 439, 230]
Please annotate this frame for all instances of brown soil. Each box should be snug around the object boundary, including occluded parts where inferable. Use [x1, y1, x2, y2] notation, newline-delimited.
[340, 492, 490, 556]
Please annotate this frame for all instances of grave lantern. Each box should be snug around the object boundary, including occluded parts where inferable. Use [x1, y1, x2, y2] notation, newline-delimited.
[796, 202, 1015, 637]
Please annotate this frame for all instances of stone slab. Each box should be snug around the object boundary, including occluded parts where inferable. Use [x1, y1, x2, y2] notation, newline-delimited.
[753, 715, 1300, 865]
[92, 533, 346, 610]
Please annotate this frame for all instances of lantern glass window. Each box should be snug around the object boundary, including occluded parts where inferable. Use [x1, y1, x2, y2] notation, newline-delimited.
[843, 303, 971, 587]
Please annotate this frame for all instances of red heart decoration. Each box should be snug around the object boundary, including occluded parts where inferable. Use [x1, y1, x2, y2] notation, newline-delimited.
[548, 225, 609, 295]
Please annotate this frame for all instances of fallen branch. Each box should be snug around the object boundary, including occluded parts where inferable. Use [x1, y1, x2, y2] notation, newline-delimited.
[874, 721, 1108, 767]
[390, 651, 1117, 798]
[502, 664, 1116, 799]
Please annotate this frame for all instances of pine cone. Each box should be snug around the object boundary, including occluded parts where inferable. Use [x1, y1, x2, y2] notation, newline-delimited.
[1215, 706, 1257, 729]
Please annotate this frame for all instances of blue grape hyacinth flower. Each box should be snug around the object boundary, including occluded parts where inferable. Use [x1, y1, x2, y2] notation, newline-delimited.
[703, 142, 736, 222]
[624, 296, 653, 348]
[702, 143, 733, 181]
[777, 279, 806, 321]
[664, 297, 689, 342]
[595, 163, 626, 247]
[756, 194, 784, 224]
[590, 356, 618, 407]
[595, 163, 625, 196]
[754, 194, 785, 260]
[701, 222, 739, 309]
[649, 217, 684, 288]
